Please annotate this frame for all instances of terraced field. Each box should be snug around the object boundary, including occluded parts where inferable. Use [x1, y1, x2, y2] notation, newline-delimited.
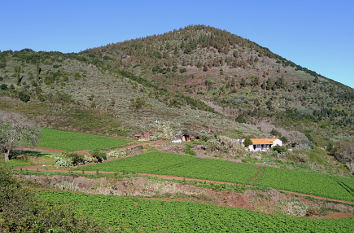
[258, 167, 354, 202]
[35, 190, 354, 232]
[78, 152, 354, 201]
[77, 152, 258, 184]
[38, 128, 128, 151]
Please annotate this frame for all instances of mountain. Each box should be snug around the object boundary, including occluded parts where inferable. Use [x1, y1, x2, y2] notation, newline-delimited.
[0, 25, 353, 148]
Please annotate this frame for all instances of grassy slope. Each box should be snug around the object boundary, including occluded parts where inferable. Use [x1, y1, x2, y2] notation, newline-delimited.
[78, 152, 354, 201]
[35, 190, 354, 233]
[38, 128, 129, 151]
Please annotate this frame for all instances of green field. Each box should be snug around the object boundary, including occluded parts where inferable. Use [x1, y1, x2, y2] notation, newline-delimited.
[78, 152, 354, 201]
[258, 167, 354, 202]
[35, 190, 353, 232]
[38, 128, 128, 151]
[77, 152, 258, 184]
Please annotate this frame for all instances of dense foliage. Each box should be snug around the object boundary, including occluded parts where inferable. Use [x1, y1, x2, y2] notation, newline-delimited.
[0, 166, 107, 232]
[36, 190, 354, 232]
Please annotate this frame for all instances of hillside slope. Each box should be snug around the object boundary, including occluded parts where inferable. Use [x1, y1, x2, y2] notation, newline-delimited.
[0, 25, 353, 147]
[81, 25, 353, 145]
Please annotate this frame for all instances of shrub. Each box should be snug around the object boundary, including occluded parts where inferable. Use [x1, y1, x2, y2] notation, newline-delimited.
[53, 154, 73, 167]
[91, 149, 107, 163]
[184, 144, 196, 155]
[272, 145, 287, 154]
[179, 68, 187, 73]
[0, 166, 107, 232]
[244, 137, 252, 147]
[270, 129, 282, 137]
[66, 153, 86, 166]
[0, 84, 7, 90]
[200, 135, 209, 142]
[18, 91, 30, 102]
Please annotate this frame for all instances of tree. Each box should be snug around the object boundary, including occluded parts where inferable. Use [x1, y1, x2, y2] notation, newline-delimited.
[0, 111, 39, 162]
[244, 137, 252, 147]
[0, 166, 107, 232]
[240, 78, 246, 87]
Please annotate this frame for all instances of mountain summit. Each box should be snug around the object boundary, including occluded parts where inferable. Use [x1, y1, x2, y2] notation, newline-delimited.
[0, 25, 353, 149]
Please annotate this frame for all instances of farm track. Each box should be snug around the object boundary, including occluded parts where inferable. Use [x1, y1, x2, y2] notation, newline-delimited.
[248, 166, 260, 182]
[248, 166, 265, 184]
[17, 166, 354, 205]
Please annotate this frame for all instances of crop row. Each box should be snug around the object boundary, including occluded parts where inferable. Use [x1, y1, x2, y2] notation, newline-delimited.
[38, 128, 128, 151]
[78, 152, 258, 184]
[35, 190, 353, 232]
[78, 152, 354, 201]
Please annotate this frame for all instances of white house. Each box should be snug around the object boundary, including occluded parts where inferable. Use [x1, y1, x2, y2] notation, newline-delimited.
[242, 138, 282, 152]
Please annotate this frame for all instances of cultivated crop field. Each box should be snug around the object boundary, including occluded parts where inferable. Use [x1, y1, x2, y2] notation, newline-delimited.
[77, 152, 258, 184]
[78, 152, 354, 201]
[38, 128, 128, 151]
[35, 190, 354, 232]
[258, 167, 354, 202]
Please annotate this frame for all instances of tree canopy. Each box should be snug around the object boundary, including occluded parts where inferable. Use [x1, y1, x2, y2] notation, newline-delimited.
[0, 111, 40, 162]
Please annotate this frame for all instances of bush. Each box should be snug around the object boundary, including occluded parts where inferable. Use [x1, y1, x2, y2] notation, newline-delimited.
[18, 91, 30, 102]
[244, 137, 252, 147]
[0, 166, 107, 232]
[184, 144, 196, 155]
[270, 129, 282, 137]
[91, 149, 107, 163]
[66, 153, 86, 166]
[54, 152, 91, 167]
[272, 145, 287, 154]
[179, 67, 187, 73]
[0, 83, 7, 90]
[53, 153, 73, 167]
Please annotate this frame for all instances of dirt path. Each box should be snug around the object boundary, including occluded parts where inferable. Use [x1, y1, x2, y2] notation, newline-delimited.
[254, 167, 265, 183]
[313, 212, 354, 219]
[249, 166, 260, 182]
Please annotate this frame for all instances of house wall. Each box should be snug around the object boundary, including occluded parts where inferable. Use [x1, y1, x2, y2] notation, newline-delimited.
[272, 139, 282, 147]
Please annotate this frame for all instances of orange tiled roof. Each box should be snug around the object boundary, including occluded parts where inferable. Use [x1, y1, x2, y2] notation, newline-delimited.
[250, 138, 278, 145]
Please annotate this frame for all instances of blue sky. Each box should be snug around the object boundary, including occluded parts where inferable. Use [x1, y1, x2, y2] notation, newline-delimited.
[1, 0, 353, 87]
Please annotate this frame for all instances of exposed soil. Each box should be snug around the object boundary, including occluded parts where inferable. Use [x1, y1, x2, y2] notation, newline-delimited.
[314, 212, 354, 219]
[19, 174, 353, 219]
[18, 165, 354, 206]
[249, 166, 260, 182]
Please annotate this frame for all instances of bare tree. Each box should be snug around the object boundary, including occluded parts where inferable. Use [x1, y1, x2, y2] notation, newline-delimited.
[0, 111, 40, 162]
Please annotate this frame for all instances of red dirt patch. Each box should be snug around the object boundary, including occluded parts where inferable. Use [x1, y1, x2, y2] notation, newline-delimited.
[249, 166, 260, 182]
[17, 167, 354, 205]
[314, 212, 354, 219]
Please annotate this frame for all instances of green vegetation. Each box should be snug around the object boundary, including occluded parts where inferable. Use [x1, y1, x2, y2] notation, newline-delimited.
[258, 167, 354, 201]
[77, 152, 257, 184]
[38, 128, 128, 151]
[0, 158, 32, 168]
[0, 166, 107, 232]
[78, 152, 354, 201]
[35, 190, 354, 232]
[184, 144, 196, 155]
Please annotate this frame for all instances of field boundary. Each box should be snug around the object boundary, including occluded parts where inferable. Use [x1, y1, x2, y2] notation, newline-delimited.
[16, 166, 354, 205]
